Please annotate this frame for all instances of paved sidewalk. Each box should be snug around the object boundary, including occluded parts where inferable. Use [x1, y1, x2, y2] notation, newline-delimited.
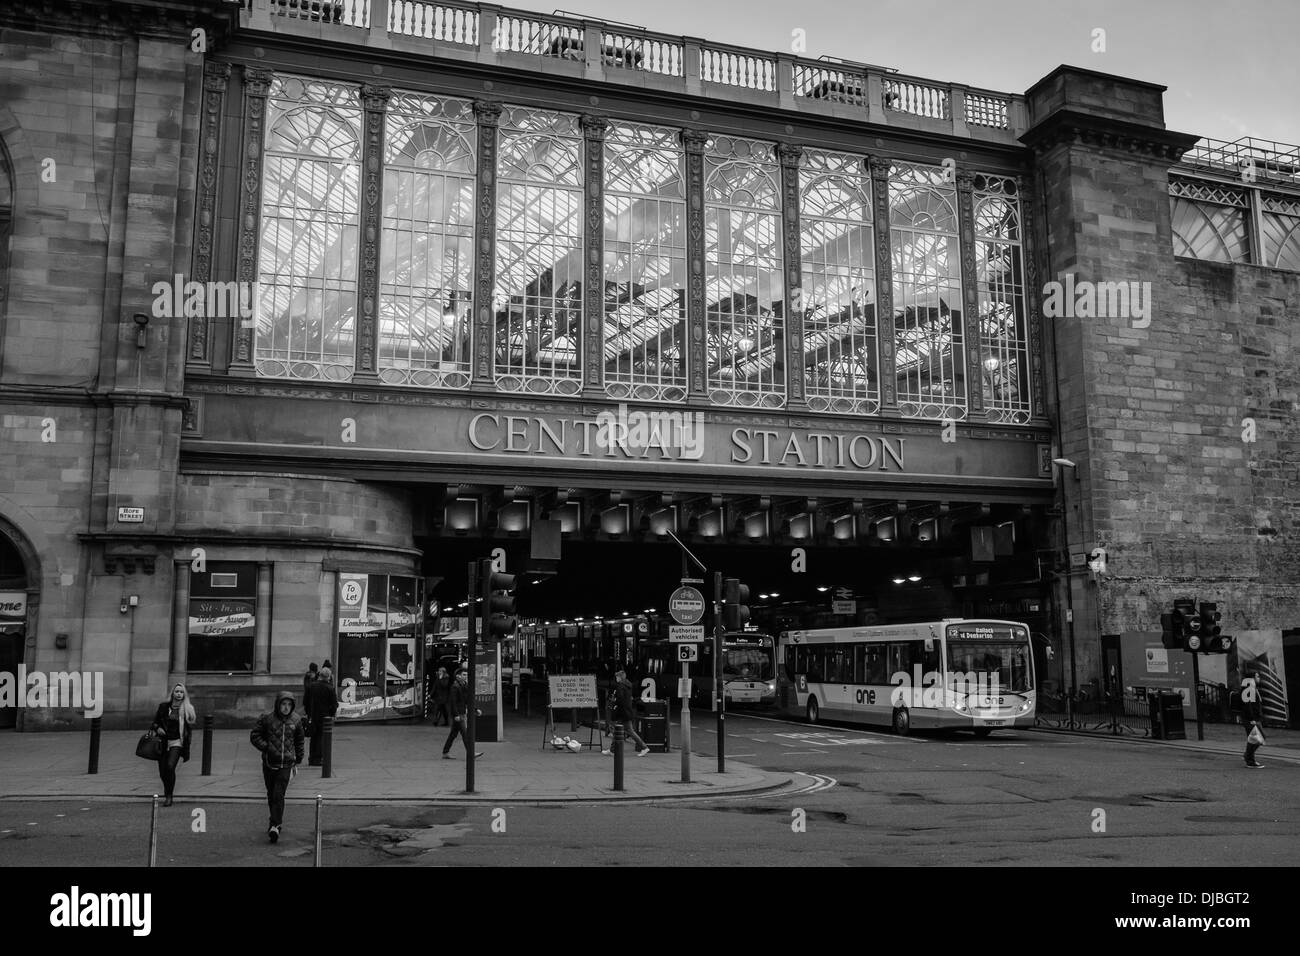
[1031, 720, 1300, 764]
[0, 713, 790, 803]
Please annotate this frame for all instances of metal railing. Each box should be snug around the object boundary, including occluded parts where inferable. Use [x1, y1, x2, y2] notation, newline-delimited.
[1179, 136, 1300, 185]
[239, 1, 1027, 139]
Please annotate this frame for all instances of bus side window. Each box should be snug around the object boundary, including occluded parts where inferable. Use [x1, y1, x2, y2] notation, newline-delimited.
[853, 645, 867, 684]
[807, 647, 824, 684]
[864, 645, 888, 685]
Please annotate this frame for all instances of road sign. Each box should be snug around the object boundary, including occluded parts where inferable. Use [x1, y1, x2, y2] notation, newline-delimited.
[834, 587, 853, 600]
[677, 678, 693, 698]
[669, 624, 705, 643]
[669, 585, 705, 625]
[832, 600, 856, 614]
[678, 644, 698, 663]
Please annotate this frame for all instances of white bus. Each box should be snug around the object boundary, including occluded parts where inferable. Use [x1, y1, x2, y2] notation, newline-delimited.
[775, 619, 1036, 736]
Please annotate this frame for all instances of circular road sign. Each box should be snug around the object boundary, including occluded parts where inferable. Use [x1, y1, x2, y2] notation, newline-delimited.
[669, 585, 706, 625]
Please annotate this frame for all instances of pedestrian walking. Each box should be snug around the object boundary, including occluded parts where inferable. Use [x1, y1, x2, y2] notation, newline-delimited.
[431, 666, 451, 726]
[250, 690, 305, 843]
[1242, 679, 1265, 769]
[602, 669, 650, 756]
[302, 661, 318, 700]
[305, 668, 338, 766]
[150, 683, 195, 807]
[442, 668, 482, 759]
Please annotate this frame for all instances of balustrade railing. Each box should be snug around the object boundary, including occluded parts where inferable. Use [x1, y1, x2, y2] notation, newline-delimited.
[240, 0, 1025, 138]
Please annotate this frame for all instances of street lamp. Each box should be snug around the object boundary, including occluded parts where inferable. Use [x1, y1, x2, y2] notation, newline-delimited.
[1052, 458, 1080, 723]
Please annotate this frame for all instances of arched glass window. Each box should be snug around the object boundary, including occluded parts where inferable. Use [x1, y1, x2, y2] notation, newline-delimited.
[800, 150, 877, 415]
[1261, 194, 1300, 272]
[494, 107, 584, 394]
[889, 161, 965, 420]
[973, 175, 1030, 424]
[1168, 178, 1248, 263]
[379, 92, 476, 388]
[603, 122, 687, 402]
[705, 134, 784, 408]
[256, 76, 362, 382]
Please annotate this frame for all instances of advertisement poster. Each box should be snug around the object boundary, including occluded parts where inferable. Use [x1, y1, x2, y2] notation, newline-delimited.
[475, 642, 501, 742]
[1120, 633, 1196, 716]
[336, 573, 424, 720]
[1228, 630, 1291, 726]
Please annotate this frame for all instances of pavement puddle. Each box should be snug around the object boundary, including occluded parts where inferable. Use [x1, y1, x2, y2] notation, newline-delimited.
[336, 823, 474, 857]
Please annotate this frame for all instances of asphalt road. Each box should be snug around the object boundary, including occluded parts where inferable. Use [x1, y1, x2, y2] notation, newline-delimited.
[1, 714, 1295, 866]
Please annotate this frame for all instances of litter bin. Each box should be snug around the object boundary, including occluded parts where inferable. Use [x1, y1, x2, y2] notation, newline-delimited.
[636, 700, 670, 753]
[1148, 691, 1186, 740]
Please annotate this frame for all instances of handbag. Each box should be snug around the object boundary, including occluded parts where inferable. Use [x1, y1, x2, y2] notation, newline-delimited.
[136, 732, 165, 761]
[1247, 724, 1265, 747]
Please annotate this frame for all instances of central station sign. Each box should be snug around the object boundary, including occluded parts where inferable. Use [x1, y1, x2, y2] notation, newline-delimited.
[467, 412, 907, 472]
[186, 387, 1053, 488]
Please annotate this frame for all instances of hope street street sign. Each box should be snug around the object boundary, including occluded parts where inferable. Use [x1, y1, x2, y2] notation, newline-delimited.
[669, 625, 705, 643]
[669, 586, 705, 625]
[117, 507, 144, 523]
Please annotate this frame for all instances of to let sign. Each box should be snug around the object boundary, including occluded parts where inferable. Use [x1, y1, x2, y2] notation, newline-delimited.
[668, 585, 705, 625]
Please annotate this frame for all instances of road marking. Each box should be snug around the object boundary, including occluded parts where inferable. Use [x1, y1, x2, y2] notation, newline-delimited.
[783, 750, 828, 755]
[790, 772, 838, 794]
[729, 753, 757, 757]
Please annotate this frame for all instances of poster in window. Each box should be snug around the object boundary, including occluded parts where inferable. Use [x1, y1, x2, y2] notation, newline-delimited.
[335, 573, 424, 720]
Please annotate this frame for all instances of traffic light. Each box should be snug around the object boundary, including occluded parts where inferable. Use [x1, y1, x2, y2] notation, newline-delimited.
[479, 560, 517, 641]
[1198, 602, 1233, 653]
[1160, 612, 1180, 650]
[1172, 597, 1200, 652]
[722, 577, 750, 631]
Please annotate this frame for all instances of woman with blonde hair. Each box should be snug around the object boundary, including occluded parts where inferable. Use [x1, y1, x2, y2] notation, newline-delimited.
[151, 683, 196, 806]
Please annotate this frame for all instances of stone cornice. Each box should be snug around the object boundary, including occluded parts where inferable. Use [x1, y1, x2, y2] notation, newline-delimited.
[1021, 108, 1199, 162]
[1, 0, 241, 42]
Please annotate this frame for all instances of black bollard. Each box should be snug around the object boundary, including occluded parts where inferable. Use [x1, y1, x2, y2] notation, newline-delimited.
[87, 717, 102, 774]
[200, 714, 214, 776]
[321, 715, 333, 779]
[612, 723, 624, 792]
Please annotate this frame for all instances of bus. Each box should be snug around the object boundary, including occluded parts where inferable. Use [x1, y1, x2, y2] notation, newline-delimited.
[636, 629, 777, 706]
[775, 619, 1035, 736]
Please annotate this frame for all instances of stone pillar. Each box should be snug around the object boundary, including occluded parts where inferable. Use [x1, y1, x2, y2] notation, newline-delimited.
[682, 129, 709, 399]
[955, 169, 984, 421]
[868, 157, 898, 414]
[1020, 65, 1198, 686]
[471, 101, 502, 388]
[777, 143, 804, 410]
[353, 85, 392, 383]
[580, 114, 608, 394]
[171, 562, 189, 673]
[255, 562, 273, 673]
[229, 67, 274, 376]
[188, 62, 231, 371]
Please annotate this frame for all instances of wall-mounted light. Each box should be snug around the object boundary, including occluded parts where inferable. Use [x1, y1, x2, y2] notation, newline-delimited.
[132, 313, 150, 349]
[445, 497, 480, 535]
[892, 577, 906, 585]
[875, 517, 896, 542]
[907, 575, 922, 583]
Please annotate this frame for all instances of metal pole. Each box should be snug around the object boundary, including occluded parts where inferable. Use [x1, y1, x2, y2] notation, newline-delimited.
[680, 662, 691, 783]
[612, 723, 624, 791]
[200, 713, 214, 776]
[148, 795, 159, 867]
[466, 559, 478, 794]
[87, 716, 101, 774]
[321, 715, 333, 778]
[714, 570, 725, 774]
[1059, 476, 1078, 728]
[314, 794, 323, 868]
[1192, 650, 1204, 741]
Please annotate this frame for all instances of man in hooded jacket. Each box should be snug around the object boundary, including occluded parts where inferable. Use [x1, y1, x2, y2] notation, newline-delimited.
[251, 690, 305, 843]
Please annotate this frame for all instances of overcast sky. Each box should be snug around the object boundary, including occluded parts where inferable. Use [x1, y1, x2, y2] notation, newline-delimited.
[511, 0, 1300, 146]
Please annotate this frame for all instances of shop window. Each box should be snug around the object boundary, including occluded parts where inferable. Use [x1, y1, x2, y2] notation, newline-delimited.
[188, 563, 257, 672]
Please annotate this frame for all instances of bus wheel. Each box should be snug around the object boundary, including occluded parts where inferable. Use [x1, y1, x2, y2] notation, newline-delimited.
[892, 707, 911, 736]
[806, 697, 820, 724]
[973, 728, 992, 739]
